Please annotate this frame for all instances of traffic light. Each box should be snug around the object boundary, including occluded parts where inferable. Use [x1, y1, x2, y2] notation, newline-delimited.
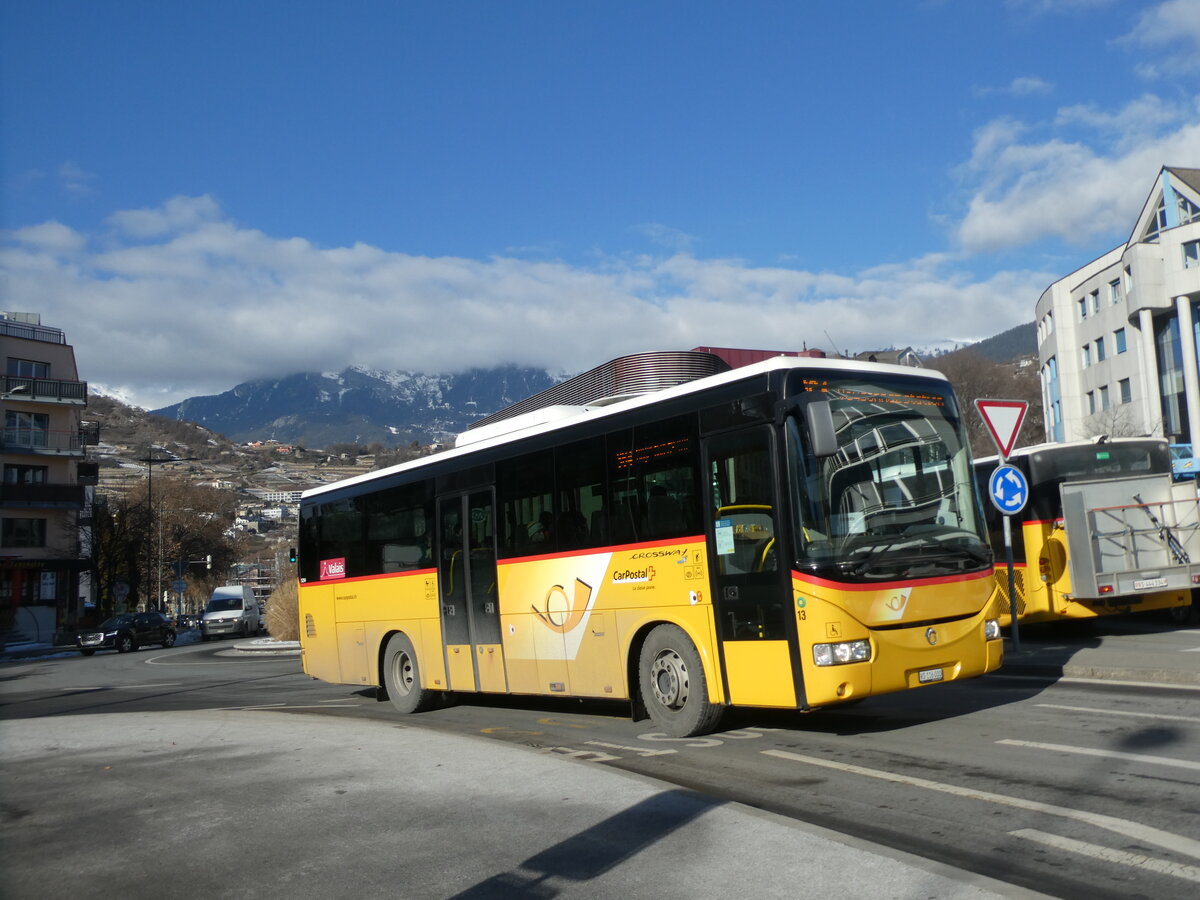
[288, 547, 297, 564]
[205, 554, 212, 570]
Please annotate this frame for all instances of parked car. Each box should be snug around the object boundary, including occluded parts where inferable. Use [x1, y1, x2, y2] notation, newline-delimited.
[1170, 443, 1197, 481]
[76, 612, 177, 656]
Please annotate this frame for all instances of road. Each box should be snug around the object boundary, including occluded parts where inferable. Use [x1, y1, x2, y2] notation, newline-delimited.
[2, 617, 1198, 899]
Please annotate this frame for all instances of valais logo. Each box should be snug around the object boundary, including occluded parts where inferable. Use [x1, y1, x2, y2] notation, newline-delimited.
[320, 557, 347, 580]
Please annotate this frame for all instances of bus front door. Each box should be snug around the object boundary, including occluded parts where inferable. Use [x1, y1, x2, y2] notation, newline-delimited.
[437, 491, 506, 693]
[704, 427, 799, 708]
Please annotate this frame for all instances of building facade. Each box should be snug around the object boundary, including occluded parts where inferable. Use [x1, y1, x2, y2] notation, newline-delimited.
[1036, 166, 1200, 448]
[1, 312, 97, 645]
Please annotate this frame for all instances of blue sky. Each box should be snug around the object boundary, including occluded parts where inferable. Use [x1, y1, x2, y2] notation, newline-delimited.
[2, 0, 1199, 409]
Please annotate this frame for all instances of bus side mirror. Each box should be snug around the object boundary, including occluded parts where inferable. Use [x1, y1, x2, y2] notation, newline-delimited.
[805, 400, 838, 457]
[775, 398, 838, 457]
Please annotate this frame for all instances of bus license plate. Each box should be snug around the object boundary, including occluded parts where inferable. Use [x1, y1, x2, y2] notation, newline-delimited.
[1133, 577, 1168, 591]
[918, 667, 944, 684]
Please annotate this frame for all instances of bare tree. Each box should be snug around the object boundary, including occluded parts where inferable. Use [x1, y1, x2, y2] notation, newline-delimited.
[928, 350, 1043, 457]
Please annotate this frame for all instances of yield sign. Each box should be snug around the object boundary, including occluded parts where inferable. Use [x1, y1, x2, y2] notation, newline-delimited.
[975, 399, 1028, 459]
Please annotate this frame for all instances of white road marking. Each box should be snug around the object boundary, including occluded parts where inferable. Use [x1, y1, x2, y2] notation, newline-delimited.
[996, 738, 1200, 772]
[991, 674, 1200, 692]
[762, 749, 1200, 860]
[1010, 828, 1200, 883]
[1035, 702, 1200, 724]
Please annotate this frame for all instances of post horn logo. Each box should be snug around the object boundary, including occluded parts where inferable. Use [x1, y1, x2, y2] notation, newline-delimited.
[532, 578, 594, 634]
[925, 627, 938, 646]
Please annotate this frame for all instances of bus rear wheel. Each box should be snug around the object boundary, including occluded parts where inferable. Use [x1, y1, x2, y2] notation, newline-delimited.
[382, 633, 438, 715]
[638, 624, 723, 737]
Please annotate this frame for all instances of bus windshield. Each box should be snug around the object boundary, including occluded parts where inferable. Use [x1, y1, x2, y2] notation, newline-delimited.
[785, 371, 989, 581]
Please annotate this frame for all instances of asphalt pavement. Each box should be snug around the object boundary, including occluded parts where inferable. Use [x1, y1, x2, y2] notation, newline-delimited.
[4, 623, 1197, 899]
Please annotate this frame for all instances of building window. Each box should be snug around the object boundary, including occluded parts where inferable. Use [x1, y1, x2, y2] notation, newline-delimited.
[1119, 378, 1132, 404]
[3, 465, 48, 485]
[4, 411, 50, 448]
[5, 358, 50, 378]
[1099, 385, 1110, 410]
[1081, 344, 1091, 368]
[1108, 279, 1121, 304]
[1, 517, 47, 548]
[1185, 240, 1200, 270]
[1156, 314, 1191, 441]
[1078, 297, 1088, 320]
[1086, 391, 1096, 414]
[1115, 328, 1127, 353]
[1095, 336, 1106, 362]
[1124, 265, 1133, 292]
[1179, 194, 1200, 225]
[1091, 290, 1100, 314]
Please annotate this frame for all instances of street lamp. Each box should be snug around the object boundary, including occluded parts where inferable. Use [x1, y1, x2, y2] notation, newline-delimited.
[137, 447, 197, 610]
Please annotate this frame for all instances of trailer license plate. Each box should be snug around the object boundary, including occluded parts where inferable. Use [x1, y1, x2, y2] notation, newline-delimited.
[918, 667, 944, 684]
[1133, 577, 1168, 590]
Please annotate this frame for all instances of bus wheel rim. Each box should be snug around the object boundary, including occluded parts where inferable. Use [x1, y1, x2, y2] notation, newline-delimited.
[650, 649, 688, 710]
[393, 651, 415, 694]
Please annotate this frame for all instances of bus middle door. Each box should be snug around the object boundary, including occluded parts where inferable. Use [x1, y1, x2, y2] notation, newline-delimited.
[437, 491, 506, 694]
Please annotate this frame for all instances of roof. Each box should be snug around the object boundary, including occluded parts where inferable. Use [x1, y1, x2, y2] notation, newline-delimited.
[1166, 166, 1200, 195]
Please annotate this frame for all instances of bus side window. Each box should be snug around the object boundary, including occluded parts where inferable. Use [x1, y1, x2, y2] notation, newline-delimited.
[497, 449, 554, 556]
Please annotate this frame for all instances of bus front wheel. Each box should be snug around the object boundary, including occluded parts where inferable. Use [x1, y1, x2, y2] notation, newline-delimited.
[638, 624, 723, 737]
[382, 633, 438, 715]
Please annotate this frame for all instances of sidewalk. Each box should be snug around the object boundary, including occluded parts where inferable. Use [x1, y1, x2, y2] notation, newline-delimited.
[0, 708, 1045, 899]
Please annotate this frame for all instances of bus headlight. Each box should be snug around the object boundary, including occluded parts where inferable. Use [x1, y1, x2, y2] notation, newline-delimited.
[813, 639, 871, 666]
[984, 619, 1002, 641]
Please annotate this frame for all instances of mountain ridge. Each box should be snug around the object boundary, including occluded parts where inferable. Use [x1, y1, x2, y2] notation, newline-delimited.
[148, 326, 1038, 448]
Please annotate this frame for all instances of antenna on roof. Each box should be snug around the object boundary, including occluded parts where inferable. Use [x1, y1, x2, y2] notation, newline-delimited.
[824, 331, 846, 358]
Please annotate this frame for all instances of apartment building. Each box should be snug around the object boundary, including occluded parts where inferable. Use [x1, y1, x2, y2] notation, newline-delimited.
[1, 312, 98, 645]
[1036, 166, 1200, 447]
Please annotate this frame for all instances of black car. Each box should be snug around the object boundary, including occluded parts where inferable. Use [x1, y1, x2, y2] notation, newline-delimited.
[76, 612, 177, 655]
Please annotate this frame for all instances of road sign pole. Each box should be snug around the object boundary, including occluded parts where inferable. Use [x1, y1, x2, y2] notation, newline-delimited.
[1003, 515, 1020, 652]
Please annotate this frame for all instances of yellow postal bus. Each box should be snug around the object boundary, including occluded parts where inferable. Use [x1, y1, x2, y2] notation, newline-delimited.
[975, 438, 1198, 626]
[298, 352, 1004, 736]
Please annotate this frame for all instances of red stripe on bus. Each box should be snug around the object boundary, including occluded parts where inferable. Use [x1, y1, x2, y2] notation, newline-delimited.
[792, 569, 992, 591]
[498, 534, 705, 565]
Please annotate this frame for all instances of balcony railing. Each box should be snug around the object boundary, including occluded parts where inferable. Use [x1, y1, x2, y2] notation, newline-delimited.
[0, 482, 86, 509]
[1, 427, 93, 455]
[2, 375, 88, 404]
[0, 320, 66, 344]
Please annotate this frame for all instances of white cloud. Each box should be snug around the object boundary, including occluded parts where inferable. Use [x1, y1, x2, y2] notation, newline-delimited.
[973, 76, 1054, 97]
[954, 93, 1200, 252]
[1122, 0, 1200, 77]
[105, 194, 224, 238]
[1009, 76, 1055, 95]
[57, 162, 95, 198]
[0, 196, 1048, 409]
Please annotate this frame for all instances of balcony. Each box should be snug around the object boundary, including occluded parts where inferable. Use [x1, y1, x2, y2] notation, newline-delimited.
[0, 319, 66, 344]
[2, 375, 88, 405]
[0, 482, 86, 509]
[1, 426, 96, 456]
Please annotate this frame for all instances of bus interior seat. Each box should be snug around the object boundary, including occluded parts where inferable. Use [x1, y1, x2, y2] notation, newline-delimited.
[381, 543, 424, 572]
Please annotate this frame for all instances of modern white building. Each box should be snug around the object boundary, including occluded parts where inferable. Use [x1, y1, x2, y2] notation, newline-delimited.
[1036, 166, 1200, 448]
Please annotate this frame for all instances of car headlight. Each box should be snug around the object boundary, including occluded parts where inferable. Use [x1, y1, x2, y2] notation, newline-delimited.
[984, 619, 1002, 641]
[813, 639, 871, 666]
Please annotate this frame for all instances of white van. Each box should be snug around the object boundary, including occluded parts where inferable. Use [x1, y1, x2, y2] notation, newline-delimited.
[200, 586, 260, 641]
